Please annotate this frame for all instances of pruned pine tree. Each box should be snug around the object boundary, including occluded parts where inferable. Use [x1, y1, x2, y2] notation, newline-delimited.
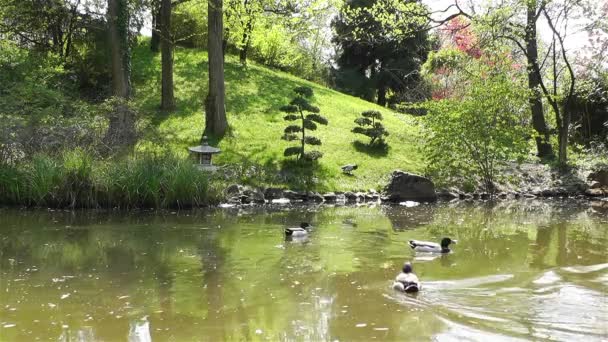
[352, 110, 388, 145]
[281, 87, 328, 161]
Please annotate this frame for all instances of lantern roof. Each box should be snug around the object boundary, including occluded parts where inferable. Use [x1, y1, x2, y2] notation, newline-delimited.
[188, 136, 221, 154]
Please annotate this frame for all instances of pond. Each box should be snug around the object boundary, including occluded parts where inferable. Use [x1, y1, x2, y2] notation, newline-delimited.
[1, 200, 607, 341]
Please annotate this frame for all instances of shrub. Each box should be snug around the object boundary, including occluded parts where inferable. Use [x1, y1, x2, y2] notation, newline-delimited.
[352, 110, 389, 145]
[280, 87, 328, 161]
[420, 64, 530, 193]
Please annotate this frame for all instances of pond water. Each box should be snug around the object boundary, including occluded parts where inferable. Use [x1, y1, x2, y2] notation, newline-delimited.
[1, 200, 607, 341]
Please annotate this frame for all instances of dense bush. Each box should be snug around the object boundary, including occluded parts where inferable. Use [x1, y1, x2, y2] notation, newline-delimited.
[420, 58, 530, 193]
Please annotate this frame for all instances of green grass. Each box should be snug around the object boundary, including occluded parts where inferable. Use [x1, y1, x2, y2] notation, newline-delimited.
[131, 42, 424, 192]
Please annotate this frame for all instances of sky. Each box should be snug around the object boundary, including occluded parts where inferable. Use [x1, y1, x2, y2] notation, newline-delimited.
[421, 0, 595, 52]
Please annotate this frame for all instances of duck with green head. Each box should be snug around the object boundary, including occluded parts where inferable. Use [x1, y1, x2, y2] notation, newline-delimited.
[409, 237, 457, 253]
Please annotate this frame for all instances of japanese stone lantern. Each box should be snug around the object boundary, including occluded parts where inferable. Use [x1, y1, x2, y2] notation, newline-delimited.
[188, 136, 221, 171]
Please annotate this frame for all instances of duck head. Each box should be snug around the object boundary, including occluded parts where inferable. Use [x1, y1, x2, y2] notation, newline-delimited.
[402, 262, 413, 274]
[300, 222, 312, 229]
[440, 237, 457, 251]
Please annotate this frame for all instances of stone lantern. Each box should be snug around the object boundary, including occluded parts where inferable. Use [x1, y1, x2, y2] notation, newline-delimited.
[188, 136, 221, 171]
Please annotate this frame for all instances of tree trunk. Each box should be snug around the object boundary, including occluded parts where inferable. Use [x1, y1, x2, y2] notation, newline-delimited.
[105, 0, 135, 149]
[558, 109, 570, 164]
[526, 1, 553, 159]
[108, 0, 131, 99]
[205, 0, 228, 137]
[160, 0, 175, 111]
[377, 85, 387, 106]
[239, 42, 248, 65]
[151, 4, 161, 53]
[239, 18, 253, 65]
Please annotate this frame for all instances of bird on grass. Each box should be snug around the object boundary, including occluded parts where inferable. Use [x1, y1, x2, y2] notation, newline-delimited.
[392, 262, 420, 293]
[341, 164, 358, 175]
[409, 237, 457, 253]
[285, 222, 312, 237]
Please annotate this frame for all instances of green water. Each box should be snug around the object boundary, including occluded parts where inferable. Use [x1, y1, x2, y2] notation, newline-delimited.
[1, 200, 607, 341]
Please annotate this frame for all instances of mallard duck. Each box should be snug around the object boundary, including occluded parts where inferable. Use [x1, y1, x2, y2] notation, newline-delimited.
[409, 237, 456, 253]
[341, 164, 358, 175]
[392, 262, 420, 293]
[285, 222, 312, 237]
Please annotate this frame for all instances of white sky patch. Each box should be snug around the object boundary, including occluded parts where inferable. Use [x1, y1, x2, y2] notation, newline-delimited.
[421, 0, 594, 52]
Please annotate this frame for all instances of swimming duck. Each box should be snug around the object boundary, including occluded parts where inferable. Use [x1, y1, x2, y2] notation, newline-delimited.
[409, 237, 456, 253]
[392, 262, 420, 293]
[285, 222, 312, 237]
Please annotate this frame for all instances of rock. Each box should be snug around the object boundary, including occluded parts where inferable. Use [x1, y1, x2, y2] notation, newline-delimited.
[225, 184, 243, 197]
[540, 189, 557, 197]
[243, 187, 265, 204]
[399, 201, 420, 207]
[355, 192, 366, 202]
[264, 187, 284, 200]
[591, 200, 608, 213]
[344, 192, 358, 202]
[271, 198, 291, 204]
[437, 190, 459, 200]
[588, 169, 608, 187]
[306, 192, 324, 202]
[384, 171, 437, 202]
[335, 193, 347, 203]
[283, 190, 306, 201]
[323, 192, 337, 202]
[523, 193, 537, 198]
[480, 193, 490, 200]
[585, 188, 605, 197]
[497, 192, 508, 199]
[590, 181, 602, 189]
[365, 192, 379, 201]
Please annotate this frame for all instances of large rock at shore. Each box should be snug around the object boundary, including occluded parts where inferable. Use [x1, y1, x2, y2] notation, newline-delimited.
[588, 169, 608, 188]
[384, 171, 437, 202]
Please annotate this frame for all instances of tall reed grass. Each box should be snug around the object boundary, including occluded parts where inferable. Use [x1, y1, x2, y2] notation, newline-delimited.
[0, 151, 220, 208]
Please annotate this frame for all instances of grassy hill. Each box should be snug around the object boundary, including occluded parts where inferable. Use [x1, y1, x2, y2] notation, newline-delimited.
[132, 43, 424, 192]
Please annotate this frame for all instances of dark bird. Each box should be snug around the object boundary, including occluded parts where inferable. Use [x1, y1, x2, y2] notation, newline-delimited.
[285, 222, 312, 237]
[392, 262, 420, 293]
[341, 164, 358, 175]
[409, 237, 457, 253]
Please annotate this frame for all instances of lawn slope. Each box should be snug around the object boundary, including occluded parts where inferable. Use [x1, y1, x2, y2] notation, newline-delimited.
[132, 43, 424, 192]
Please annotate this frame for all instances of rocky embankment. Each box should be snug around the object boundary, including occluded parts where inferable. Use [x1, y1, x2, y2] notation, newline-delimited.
[222, 167, 608, 206]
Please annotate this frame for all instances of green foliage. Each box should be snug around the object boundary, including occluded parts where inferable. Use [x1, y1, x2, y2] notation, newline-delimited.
[0, 153, 217, 208]
[280, 87, 328, 161]
[172, 0, 208, 48]
[332, 0, 431, 105]
[352, 110, 389, 145]
[419, 61, 530, 193]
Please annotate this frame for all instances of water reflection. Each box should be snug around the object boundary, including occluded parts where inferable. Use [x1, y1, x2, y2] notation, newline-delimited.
[0, 200, 606, 341]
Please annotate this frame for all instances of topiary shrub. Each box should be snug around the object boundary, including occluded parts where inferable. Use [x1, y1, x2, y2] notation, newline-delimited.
[352, 110, 389, 145]
[280, 86, 328, 161]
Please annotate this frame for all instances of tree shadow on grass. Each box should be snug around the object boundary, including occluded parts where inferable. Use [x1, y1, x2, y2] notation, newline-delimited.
[352, 140, 389, 158]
